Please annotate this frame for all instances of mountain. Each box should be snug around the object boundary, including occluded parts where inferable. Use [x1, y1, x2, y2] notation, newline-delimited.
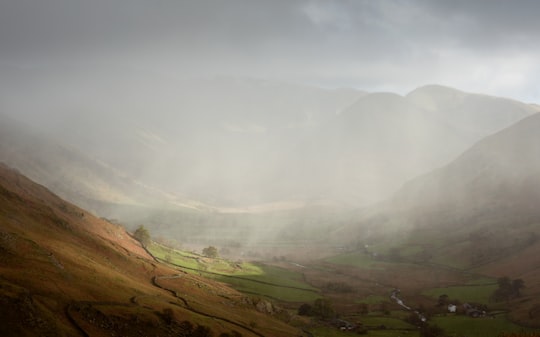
[0, 163, 301, 336]
[285, 87, 537, 204]
[1, 74, 538, 238]
[0, 115, 206, 216]
[338, 112, 540, 326]
[299, 92, 469, 203]
[407, 85, 537, 139]
[1, 68, 364, 207]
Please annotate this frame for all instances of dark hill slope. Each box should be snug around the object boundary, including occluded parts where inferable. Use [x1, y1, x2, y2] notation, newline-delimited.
[339, 113, 540, 326]
[407, 84, 536, 138]
[0, 163, 300, 337]
[0, 115, 198, 211]
[393, 111, 540, 217]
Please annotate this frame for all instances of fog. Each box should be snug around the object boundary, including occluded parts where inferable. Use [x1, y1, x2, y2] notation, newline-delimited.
[1, 0, 540, 246]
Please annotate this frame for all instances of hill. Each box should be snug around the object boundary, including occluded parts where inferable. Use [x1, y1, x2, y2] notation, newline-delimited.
[0, 114, 214, 218]
[3, 72, 536, 211]
[303, 92, 469, 203]
[339, 112, 540, 327]
[407, 84, 536, 138]
[1, 79, 538, 247]
[0, 163, 302, 336]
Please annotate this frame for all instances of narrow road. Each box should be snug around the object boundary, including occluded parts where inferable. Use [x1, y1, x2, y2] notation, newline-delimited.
[152, 274, 268, 337]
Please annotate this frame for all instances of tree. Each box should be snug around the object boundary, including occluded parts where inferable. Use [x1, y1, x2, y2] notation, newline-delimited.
[202, 246, 218, 258]
[492, 277, 525, 301]
[298, 303, 313, 316]
[133, 225, 151, 247]
[405, 312, 424, 326]
[437, 294, 449, 307]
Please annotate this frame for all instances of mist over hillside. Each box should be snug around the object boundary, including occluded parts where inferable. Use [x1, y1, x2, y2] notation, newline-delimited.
[336, 111, 540, 273]
[328, 112, 540, 327]
[2, 72, 536, 215]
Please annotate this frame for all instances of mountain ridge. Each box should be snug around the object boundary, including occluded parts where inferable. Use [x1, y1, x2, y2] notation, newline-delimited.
[334, 112, 540, 326]
[1, 80, 538, 244]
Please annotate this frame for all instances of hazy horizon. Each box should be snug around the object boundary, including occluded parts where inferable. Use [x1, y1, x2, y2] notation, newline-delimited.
[1, 0, 540, 211]
[1, 0, 540, 103]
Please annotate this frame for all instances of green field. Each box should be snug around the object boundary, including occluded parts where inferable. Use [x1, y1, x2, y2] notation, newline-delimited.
[360, 315, 416, 329]
[431, 315, 535, 337]
[357, 295, 388, 304]
[310, 318, 419, 337]
[148, 242, 320, 302]
[214, 275, 320, 302]
[149, 243, 201, 269]
[422, 284, 498, 304]
[364, 330, 419, 337]
[149, 242, 537, 335]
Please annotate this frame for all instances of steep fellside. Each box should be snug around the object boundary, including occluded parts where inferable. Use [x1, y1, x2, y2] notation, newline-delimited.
[407, 85, 537, 139]
[280, 88, 537, 205]
[340, 113, 540, 327]
[0, 163, 301, 337]
[0, 115, 206, 217]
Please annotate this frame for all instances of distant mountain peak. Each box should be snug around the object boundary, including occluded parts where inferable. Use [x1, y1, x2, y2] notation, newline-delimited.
[408, 84, 464, 95]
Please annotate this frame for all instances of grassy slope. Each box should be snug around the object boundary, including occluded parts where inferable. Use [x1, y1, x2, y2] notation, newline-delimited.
[432, 315, 536, 337]
[0, 164, 301, 337]
[149, 242, 320, 302]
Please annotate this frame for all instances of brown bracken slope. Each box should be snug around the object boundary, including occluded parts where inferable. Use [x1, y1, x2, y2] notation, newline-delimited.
[0, 163, 301, 337]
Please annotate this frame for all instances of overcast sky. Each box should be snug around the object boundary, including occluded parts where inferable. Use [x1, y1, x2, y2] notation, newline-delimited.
[1, 0, 540, 103]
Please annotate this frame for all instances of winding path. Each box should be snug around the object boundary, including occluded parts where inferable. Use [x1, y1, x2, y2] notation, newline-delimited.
[152, 274, 267, 337]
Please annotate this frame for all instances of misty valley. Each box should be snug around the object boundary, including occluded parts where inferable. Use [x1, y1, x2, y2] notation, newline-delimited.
[2, 76, 540, 337]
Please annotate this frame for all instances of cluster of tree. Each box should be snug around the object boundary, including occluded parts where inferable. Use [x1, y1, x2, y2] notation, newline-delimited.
[404, 310, 444, 337]
[202, 246, 219, 258]
[297, 298, 335, 319]
[405, 312, 425, 326]
[437, 294, 450, 307]
[491, 277, 525, 302]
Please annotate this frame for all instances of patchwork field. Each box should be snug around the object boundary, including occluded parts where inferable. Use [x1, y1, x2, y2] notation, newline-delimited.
[148, 243, 321, 302]
[147, 238, 540, 337]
